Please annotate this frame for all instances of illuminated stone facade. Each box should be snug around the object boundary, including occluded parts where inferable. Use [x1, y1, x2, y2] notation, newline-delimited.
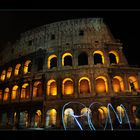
[0, 18, 140, 130]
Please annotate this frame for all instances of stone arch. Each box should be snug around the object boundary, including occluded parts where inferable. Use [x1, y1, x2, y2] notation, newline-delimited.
[64, 108, 75, 128]
[78, 52, 88, 66]
[62, 78, 74, 95]
[128, 76, 139, 92]
[81, 107, 92, 128]
[11, 85, 19, 100]
[98, 106, 108, 122]
[3, 88, 9, 101]
[79, 77, 91, 94]
[62, 53, 73, 66]
[33, 81, 42, 98]
[47, 80, 57, 96]
[24, 60, 32, 74]
[7, 67, 12, 79]
[1, 70, 6, 81]
[34, 110, 42, 128]
[19, 111, 29, 128]
[14, 64, 21, 76]
[48, 54, 57, 69]
[93, 50, 104, 64]
[109, 50, 119, 64]
[95, 76, 108, 94]
[116, 106, 125, 118]
[21, 83, 30, 99]
[46, 109, 57, 128]
[112, 76, 124, 92]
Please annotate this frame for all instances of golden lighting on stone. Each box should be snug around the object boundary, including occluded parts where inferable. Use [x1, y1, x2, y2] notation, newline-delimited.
[62, 53, 72, 66]
[98, 106, 108, 120]
[7, 67, 12, 79]
[3, 88, 9, 101]
[33, 81, 42, 97]
[116, 106, 125, 118]
[47, 80, 57, 96]
[1, 70, 6, 81]
[62, 78, 74, 95]
[128, 76, 139, 91]
[64, 108, 74, 125]
[47, 109, 57, 126]
[113, 76, 124, 93]
[79, 77, 91, 94]
[81, 107, 91, 116]
[36, 110, 42, 116]
[48, 54, 57, 69]
[93, 50, 105, 64]
[14, 64, 21, 76]
[21, 83, 29, 99]
[12, 85, 18, 100]
[95, 76, 108, 93]
[24, 60, 31, 74]
[109, 50, 119, 64]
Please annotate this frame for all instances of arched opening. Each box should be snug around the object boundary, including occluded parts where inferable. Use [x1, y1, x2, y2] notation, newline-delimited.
[12, 85, 19, 100]
[47, 80, 57, 96]
[33, 81, 42, 98]
[98, 106, 108, 126]
[78, 52, 88, 66]
[128, 76, 139, 92]
[21, 83, 30, 99]
[62, 78, 74, 95]
[116, 106, 125, 118]
[93, 50, 104, 64]
[0, 90, 2, 101]
[19, 111, 29, 128]
[1, 112, 8, 127]
[62, 53, 72, 66]
[64, 108, 75, 128]
[132, 106, 140, 127]
[112, 76, 124, 93]
[81, 108, 91, 128]
[109, 51, 119, 64]
[14, 64, 21, 76]
[24, 60, 32, 74]
[46, 109, 57, 128]
[95, 76, 108, 94]
[48, 55, 57, 69]
[79, 77, 91, 94]
[1, 70, 6, 81]
[7, 67, 12, 79]
[13, 112, 17, 128]
[3, 88, 9, 101]
[34, 110, 42, 127]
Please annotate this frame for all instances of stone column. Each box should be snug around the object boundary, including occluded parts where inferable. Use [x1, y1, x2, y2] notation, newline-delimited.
[56, 105, 63, 129]
[124, 74, 129, 91]
[107, 74, 114, 96]
[88, 50, 94, 67]
[73, 74, 79, 98]
[57, 77, 62, 99]
[58, 49, 62, 71]
[90, 70, 96, 97]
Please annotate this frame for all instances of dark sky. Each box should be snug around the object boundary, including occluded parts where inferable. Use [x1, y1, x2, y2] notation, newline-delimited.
[0, 10, 140, 66]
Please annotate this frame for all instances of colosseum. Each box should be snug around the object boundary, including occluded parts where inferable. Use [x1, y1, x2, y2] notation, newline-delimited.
[0, 18, 140, 130]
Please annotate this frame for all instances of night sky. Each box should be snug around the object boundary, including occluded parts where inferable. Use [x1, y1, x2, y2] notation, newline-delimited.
[0, 10, 140, 67]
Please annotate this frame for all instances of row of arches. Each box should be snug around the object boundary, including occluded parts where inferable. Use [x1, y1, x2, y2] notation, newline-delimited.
[0, 60, 32, 81]
[0, 50, 120, 82]
[48, 50, 119, 69]
[0, 75, 139, 102]
[0, 105, 129, 129]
